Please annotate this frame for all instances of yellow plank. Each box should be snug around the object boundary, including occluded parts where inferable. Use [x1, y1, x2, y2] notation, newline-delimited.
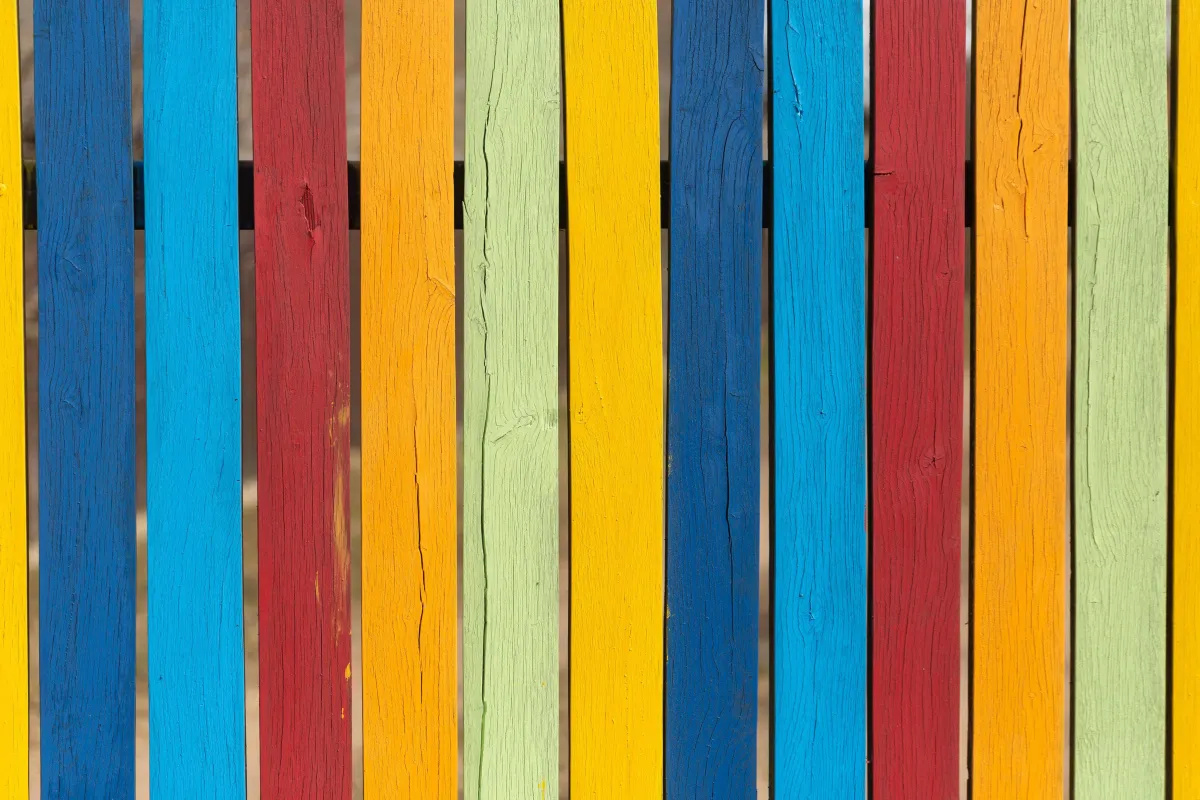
[972, 0, 1069, 794]
[360, 0, 456, 794]
[1177, 1, 1200, 792]
[562, 2, 663, 796]
[0, 0, 23, 790]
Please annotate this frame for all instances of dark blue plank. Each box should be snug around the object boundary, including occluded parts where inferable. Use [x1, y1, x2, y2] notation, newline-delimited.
[666, 0, 764, 794]
[770, 0, 867, 796]
[34, 0, 136, 794]
[144, 0, 245, 794]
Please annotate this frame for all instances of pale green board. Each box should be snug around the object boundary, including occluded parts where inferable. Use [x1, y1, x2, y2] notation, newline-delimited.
[462, 0, 561, 797]
[1073, 0, 1168, 795]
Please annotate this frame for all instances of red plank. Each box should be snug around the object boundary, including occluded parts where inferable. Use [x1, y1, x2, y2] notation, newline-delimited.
[251, 0, 351, 796]
[870, 0, 965, 795]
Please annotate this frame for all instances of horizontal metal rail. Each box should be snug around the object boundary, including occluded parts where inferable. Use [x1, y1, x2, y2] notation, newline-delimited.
[21, 159, 1015, 231]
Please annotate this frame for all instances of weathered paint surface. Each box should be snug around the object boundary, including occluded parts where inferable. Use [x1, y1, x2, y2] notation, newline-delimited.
[665, 0, 763, 794]
[1178, 0, 1200, 792]
[0, 0, 22, 789]
[34, 0, 137, 792]
[770, 0, 866, 794]
[1074, 0, 1168, 795]
[972, 0, 1069, 795]
[562, 1, 663, 796]
[361, 0, 457, 794]
[871, 0, 964, 794]
[251, 0, 352, 795]
[144, 0, 246, 795]
[462, 0, 561, 795]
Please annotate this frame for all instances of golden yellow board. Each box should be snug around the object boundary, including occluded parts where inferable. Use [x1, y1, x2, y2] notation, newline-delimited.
[0, 0, 24, 790]
[563, 1, 664, 796]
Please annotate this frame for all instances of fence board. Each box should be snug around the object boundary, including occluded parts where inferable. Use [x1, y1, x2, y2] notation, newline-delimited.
[251, 0, 352, 795]
[770, 0, 866, 794]
[1073, 0, 1169, 794]
[563, 1, 663, 796]
[972, 0, 1069, 795]
[666, 0, 763, 794]
[360, 0, 456, 794]
[1178, 0, 1200, 792]
[143, 0, 245, 794]
[463, 0, 561, 795]
[0, 0, 21, 790]
[870, 0, 964, 794]
[33, 0, 136, 792]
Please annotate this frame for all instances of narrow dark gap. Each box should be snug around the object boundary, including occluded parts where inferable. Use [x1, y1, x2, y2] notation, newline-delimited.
[764, 0, 777, 795]
[1166, 0, 1181, 793]
[864, 0, 877, 796]
[964, 0, 978, 795]
[1067, 0, 1079, 792]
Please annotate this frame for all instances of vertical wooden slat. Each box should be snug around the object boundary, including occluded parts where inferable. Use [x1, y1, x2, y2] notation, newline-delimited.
[143, 0, 245, 794]
[770, 0, 866, 793]
[562, 1, 663, 796]
[666, 0, 763, 793]
[251, 0, 351, 795]
[34, 0, 136, 792]
[1177, 0, 1200, 791]
[361, 0, 456, 794]
[870, 0, 964, 794]
[0, 0, 22, 790]
[463, 0, 560, 795]
[1073, 0, 1168, 794]
[972, 0, 1069, 794]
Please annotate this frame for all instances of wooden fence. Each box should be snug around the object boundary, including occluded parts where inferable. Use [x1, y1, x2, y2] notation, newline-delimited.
[0, 0, 1193, 796]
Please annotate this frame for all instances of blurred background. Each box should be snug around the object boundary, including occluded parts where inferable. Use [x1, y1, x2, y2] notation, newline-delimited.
[15, 1, 970, 797]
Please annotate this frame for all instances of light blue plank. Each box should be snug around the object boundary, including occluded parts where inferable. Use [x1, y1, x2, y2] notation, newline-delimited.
[770, 0, 866, 796]
[144, 0, 245, 794]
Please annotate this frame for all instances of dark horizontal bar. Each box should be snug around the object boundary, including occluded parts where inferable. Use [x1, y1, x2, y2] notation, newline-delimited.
[21, 159, 993, 231]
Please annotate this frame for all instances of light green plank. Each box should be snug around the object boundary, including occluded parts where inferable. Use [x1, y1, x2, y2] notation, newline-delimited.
[462, 0, 561, 797]
[1073, 0, 1168, 795]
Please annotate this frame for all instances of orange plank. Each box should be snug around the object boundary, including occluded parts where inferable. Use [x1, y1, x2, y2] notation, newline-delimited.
[360, 0, 457, 793]
[972, 0, 1069, 794]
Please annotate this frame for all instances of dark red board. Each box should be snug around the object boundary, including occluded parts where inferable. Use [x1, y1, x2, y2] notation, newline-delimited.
[251, 0, 351, 796]
[870, 0, 965, 796]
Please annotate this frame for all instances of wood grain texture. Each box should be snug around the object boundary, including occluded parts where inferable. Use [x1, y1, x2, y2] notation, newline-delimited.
[562, 1, 663, 796]
[666, 0, 763, 793]
[143, 0, 246, 794]
[34, 0, 136, 792]
[1073, 0, 1168, 794]
[770, 0, 865, 795]
[0, 0, 22, 789]
[870, 0, 964, 794]
[462, 0, 560, 795]
[251, 0, 352, 795]
[360, 0, 457, 794]
[972, 0, 1069, 796]
[1177, 0, 1200, 792]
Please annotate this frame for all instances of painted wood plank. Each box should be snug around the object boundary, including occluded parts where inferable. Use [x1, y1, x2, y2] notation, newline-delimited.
[770, 0, 865, 794]
[666, 0, 763, 793]
[870, 0, 964, 794]
[972, 0, 1069, 795]
[360, 0, 457, 794]
[1177, 0, 1200, 793]
[562, 1, 663, 796]
[34, 0, 136, 792]
[0, 0, 23, 790]
[462, 0, 560, 795]
[143, 0, 245, 794]
[1073, 0, 1168, 794]
[251, 0, 352, 795]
